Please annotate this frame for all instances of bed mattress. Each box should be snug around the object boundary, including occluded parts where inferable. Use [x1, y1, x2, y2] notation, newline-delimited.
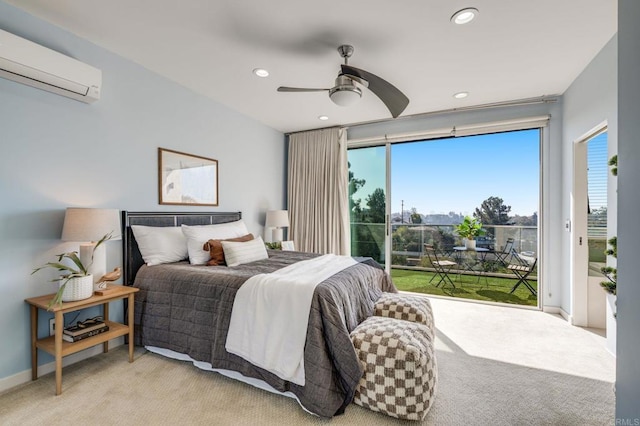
[133, 250, 396, 417]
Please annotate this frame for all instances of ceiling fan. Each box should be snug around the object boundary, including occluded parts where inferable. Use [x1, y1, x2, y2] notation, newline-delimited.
[277, 45, 410, 118]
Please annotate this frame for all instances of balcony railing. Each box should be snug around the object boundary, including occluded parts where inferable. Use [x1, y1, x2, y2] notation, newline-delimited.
[351, 222, 538, 267]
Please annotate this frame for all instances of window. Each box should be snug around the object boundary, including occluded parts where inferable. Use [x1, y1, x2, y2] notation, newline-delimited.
[587, 131, 608, 276]
[348, 126, 541, 306]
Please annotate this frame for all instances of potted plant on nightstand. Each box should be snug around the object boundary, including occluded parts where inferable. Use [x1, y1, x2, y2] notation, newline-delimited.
[455, 216, 486, 250]
[32, 233, 112, 309]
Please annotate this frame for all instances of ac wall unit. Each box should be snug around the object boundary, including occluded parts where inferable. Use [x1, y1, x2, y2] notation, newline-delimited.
[0, 29, 101, 103]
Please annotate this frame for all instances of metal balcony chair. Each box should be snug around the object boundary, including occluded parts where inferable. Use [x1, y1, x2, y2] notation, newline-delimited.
[424, 244, 458, 289]
[493, 237, 515, 267]
[507, 254, 537, 296]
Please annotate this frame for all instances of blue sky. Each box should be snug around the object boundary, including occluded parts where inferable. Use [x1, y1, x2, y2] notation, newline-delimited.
[348, 129, 540, 216]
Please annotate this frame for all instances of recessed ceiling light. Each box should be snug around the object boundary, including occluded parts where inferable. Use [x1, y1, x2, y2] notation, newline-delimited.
[451, 8, 478, 25]
[253, 68, 269, 77]
[453, 91, 469, 99]
[318, 115, 329, 121]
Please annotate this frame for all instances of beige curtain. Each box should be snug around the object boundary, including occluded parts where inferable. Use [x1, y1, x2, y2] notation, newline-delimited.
[288, 127, 349, 255]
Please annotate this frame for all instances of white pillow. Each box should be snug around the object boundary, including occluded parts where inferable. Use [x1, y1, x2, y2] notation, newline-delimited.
[131, 225, 188, 266]
[221, 236, 268, 267]
[182, 220, 250, 265]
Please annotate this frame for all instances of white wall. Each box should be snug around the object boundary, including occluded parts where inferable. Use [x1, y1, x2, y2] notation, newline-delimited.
[0, 1, 285, 383]
[348, 102, 564, 310]
[561, 35, 618, 324]
[616, 0, 640, 419]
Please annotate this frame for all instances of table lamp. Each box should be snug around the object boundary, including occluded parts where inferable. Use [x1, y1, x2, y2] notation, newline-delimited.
[61, 208, 121, 285]
[265, 210, 289, 242]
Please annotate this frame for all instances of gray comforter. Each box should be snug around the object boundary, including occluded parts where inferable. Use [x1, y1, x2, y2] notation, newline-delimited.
[132, 250, 396, 418]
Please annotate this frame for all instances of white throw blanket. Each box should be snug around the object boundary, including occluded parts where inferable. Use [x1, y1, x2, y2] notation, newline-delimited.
[225, 254, 358, 386]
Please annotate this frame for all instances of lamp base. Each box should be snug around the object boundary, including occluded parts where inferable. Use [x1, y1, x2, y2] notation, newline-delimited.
[271, 228, 284, 243]
[79, 242, 106, 286]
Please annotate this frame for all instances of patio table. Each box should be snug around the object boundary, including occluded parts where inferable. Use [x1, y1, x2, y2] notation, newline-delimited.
[453, 246, 490, 282]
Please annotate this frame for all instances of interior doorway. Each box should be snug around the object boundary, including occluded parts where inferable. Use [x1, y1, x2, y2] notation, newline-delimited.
[572, 123, 608, 328]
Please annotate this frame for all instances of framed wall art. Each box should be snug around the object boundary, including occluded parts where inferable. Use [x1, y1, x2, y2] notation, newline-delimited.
[158, 148, 219, 206]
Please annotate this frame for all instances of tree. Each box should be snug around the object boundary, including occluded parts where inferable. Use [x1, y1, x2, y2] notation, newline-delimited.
[365, 188, 386, 224]
[410, 207, 422, 224]
[473, 196, 512, 225]
[348, 162, 366, 221]
[352, 222, 381, 262]
[347, 164, 384, 262]
[511, 212, 538, 226]
[432, 228, 455, 252]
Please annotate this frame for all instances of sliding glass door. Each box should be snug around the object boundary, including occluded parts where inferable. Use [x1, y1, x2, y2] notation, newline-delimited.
[348, 128, 541, 307]
[348, 146, 387, 267]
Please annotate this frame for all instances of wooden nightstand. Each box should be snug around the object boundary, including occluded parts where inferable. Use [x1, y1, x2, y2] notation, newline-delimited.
[25, 285, 139, 395]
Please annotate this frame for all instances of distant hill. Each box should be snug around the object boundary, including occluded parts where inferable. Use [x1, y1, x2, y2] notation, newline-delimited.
[391, 211, 537, 226]
[391, 211, 465, 225]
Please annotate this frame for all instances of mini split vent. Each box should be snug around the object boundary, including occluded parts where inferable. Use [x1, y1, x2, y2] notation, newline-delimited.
[0, 29, 101, 103]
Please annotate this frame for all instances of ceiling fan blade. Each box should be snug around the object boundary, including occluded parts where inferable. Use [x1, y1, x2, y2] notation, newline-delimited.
[277, 86, 330, 92]
[341, 65, 409, 118]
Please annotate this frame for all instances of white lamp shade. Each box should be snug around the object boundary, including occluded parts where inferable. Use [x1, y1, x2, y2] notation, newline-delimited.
[61, 208, 122, 242]
[265, 210, 289, 228]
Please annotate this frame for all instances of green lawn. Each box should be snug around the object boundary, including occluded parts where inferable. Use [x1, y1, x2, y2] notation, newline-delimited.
[391, 268, 538, 306]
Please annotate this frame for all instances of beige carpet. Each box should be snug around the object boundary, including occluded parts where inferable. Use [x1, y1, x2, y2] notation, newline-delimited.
[0, 298, 616, 425]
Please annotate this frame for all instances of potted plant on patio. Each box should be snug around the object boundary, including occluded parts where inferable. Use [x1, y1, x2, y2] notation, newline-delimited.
[601, 154, 617, 355]
[32, 232, 112, 309]
[601, 235, 617, 355]
[455, 216, 486, 250]
[600, 236, 617, 296]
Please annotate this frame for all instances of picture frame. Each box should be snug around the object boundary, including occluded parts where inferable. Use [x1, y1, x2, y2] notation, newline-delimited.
[158, 148, 218, 206]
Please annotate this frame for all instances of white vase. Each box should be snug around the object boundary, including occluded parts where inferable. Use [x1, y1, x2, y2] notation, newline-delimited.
[60, 275, 94, 302]
[605, 292, 617, 356]
[464, 239, 476, 250]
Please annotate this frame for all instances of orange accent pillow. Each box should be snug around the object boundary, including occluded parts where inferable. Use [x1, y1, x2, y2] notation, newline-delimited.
[203, 234, 254, 266]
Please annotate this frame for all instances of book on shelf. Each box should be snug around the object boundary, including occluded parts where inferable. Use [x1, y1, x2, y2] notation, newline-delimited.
[64, 320, 107, 337]
[62, 325, 109, 343]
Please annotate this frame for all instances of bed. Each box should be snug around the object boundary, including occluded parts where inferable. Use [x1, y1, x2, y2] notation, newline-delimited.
[122, 211, 396, 418]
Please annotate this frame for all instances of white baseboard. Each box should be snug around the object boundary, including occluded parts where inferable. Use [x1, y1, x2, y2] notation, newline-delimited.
[543, 305, 573, 323]
[542, 305, 560, 314]
[559, 308, 572, 323]
[0, 337, 124, 394]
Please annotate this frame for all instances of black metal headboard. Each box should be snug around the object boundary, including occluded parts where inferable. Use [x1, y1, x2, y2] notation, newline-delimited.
[122, 211, 242, 286]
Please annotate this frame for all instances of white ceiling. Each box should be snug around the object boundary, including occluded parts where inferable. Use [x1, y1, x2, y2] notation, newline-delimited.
[8, 0, 617, 133]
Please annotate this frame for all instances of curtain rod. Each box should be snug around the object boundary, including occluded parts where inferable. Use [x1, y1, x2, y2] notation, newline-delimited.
[284, 95, 559, 136]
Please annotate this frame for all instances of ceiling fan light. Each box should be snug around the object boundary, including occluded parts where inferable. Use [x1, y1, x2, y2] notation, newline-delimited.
[329, 86, 362, 107]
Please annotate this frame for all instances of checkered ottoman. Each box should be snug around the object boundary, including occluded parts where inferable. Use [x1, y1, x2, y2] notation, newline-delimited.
[350, 316, 437, 421]
[374, 293, 435, 336]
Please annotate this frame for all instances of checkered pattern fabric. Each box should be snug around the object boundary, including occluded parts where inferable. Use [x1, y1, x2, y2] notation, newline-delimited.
[350, 316, 437, 421]
[374, 293, 435, 336]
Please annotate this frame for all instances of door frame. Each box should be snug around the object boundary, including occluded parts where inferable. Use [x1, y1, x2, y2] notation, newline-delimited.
[385, 143, 392, 274]
[571, 121, 607, 326]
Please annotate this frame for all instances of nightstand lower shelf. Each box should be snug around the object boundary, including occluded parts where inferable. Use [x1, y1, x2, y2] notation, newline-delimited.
[35, 321, 129, 357]
[25, 285, 139, 395]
